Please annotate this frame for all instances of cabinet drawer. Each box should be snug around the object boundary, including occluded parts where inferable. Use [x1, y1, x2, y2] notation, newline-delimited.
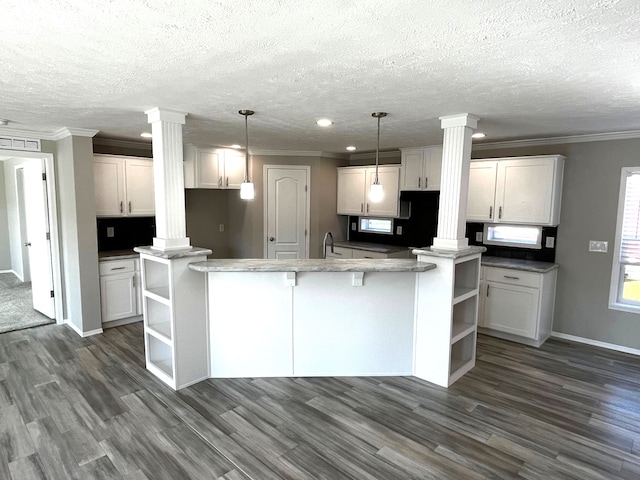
[326, 246, 353, 258]
[351, 250, 386, 259]
[99, 259, 136, 276]
[485, 267, 540, 288]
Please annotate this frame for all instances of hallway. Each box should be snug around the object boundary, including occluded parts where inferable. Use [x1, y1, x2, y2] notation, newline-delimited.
[0, 272, 54, 334]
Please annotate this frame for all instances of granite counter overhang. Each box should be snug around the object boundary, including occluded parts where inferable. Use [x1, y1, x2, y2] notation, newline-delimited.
[481, 256, 559, 273]
[189, 258, 436, 273]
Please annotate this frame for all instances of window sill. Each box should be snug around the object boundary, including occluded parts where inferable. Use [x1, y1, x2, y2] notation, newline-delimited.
[608, 302, 640, 314]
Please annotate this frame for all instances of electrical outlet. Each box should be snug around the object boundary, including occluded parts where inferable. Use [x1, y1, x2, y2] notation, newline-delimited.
[396, 226, 403, 235]
[219, 223, 224, 232]
[351, 222, 356, 231]
[588, 240, 608, 253]
[475, 232, 483, 242]
[106, 227, 115, 238]
[545, 236, 555, 248]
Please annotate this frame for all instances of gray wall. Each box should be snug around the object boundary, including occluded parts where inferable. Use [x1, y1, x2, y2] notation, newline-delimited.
[185, 189, 230, 258]
[0, 164, 12, 270]
[55, 136, 101, 333]
[473, 138, 640, 349]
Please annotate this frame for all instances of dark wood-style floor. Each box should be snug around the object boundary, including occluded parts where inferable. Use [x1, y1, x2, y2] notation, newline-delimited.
[1, 323, 640, 480]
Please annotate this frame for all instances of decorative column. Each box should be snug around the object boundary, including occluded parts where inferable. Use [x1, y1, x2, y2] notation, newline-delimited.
[145, 108, 191, 251]
[432, 114, 479, 251]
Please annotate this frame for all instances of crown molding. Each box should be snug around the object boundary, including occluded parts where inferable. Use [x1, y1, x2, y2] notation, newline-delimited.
[473, 130, 640, 150]
[93, 137, 153, 150]
[348, 150, 401, 161]
[0, 126, 57, 140]
[250, 149, 348, 159]
[51, 127, 99, 140]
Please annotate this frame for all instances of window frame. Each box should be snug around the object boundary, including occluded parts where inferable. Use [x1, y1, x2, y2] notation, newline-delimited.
[609, 167, 640, 313]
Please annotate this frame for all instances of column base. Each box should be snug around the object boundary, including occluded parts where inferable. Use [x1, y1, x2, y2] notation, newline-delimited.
[152, 237, 191, 252]
[431, 237, 470, 252]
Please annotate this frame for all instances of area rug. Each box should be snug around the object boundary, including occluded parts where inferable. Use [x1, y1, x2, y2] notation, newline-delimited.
[0, 272, 55, 333]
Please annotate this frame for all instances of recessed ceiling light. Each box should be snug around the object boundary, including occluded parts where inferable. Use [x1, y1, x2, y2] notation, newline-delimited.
[346, 146, 357, 151]
[472, 132, 486, 139]
[231, 144, 242, 149]
[316, 118, 333, 127]
[140, 132, 152, 138]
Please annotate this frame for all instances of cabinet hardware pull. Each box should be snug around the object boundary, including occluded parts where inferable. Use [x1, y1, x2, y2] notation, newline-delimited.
[499, 206, 502, 219]
[111, 267, 126, 271]
[487, 284, 490, 297]
[120, 201, 123, 213]
[425, 177, 428, 188]
[366, 203, 370, 213]
[218, 176, 222, 187]
[361, 203, 364, 213]
[489, 206, 493, 219]
[418, 177, 421, 188]
[504, 275, 520, 280]
[226, 177, 229, 187]
[128, 201, 132, 213]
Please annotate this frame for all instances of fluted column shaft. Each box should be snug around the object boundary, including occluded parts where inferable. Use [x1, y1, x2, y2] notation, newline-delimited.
[145, 108, 191, 251]
[432, 114, 478, 251]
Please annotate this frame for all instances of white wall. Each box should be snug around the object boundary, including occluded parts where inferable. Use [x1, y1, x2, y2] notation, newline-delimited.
[0, 164, 11, 270]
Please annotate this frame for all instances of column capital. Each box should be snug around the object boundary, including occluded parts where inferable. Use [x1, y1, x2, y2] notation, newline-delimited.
[145, 108, 187, 125]
[439, 113, 479, 130]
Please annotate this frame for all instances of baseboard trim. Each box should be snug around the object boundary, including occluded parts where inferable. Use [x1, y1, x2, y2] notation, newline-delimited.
[65, 320, 103, 338]
[550, 331, 640, 356]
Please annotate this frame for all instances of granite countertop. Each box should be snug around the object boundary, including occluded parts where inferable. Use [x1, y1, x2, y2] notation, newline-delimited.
[189, 258, 436, 273]
[98, 249, 139, 261]
[333, 241, 411, 254]
[481, 256, 559, 273]
[134, 246, 213, 259]
[412, 245, 487, 259]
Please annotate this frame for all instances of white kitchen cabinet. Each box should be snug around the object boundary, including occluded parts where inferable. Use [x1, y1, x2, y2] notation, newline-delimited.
[467, 155, 564, 226]
[94, 155, 154, 217]
[400, 146, 442, 191]
[99, 258, 142, 325]
[183, 145, 245, 189]
[337, 165, 400, 217]
[480, 266, 557, 347]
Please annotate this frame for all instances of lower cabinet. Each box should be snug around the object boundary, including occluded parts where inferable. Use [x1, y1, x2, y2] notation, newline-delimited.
[99, 259, 142, 325]
[479, 266, 557, 347]
[325, 245, 410, 259]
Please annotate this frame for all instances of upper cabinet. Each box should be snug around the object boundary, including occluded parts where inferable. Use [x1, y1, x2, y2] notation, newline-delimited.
[337, 165, 400, 217]
[184, 145, 245, 189]
[467, 155, 565, 226]
[400, 146, 442, 191]
[94, 155, 154, 217]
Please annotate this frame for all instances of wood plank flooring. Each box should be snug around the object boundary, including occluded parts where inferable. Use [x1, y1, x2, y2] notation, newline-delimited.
[1, 322, 640, 479]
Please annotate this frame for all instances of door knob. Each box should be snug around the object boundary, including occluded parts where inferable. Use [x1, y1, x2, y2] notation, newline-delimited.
[24, 242, 31, 247]
[269, 237, 275, 241]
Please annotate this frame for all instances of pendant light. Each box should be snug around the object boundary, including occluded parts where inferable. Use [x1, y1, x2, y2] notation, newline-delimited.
[239, 109, 255, 200]
[369, 112, 387, 203]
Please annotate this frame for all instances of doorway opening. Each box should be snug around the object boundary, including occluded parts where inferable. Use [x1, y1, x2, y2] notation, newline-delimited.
[0, 150, 62, 332]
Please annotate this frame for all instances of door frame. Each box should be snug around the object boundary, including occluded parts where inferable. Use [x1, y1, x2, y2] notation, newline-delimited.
[263, 165, 311, 259]
[1, 149, 63, 324]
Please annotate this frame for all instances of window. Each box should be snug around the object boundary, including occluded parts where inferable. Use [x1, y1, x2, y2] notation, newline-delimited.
[359, 217, 393, 234]
[483, 224, 542, 249]
[609, 167, 640, 313]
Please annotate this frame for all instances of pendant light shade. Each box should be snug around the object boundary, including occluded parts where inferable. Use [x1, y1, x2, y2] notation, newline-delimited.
[239, 109, 255, 200]
[370, 112, 387, 203]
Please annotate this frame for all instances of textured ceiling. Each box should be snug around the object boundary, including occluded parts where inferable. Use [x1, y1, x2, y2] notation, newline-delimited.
[1, 0, 639, 153]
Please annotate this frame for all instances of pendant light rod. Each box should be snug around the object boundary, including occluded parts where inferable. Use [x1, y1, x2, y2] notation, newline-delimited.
[371, 112, 387, 183]
[239, 109, 255, 182]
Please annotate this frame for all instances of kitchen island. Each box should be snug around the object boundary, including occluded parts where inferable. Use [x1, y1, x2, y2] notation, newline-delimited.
[189, 258, 436, 379]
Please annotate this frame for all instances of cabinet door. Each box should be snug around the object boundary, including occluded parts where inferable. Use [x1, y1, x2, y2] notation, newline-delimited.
[467, 161, 498, 222]
[100, 272, 137, 322]
[366, 166, 400, 217]
[337, 168, 366, 215]
[196, 149, 223, 188]
[496, 158, 555, 225]
[424, 147, 442, 191]
[351, 249, 386, 259]
[94, 157, 125, 216]
[400, 150, 424, 191]
[125, 159, 155, 216]
[223, 150, 245, 189]
[483, 281, 539, 338]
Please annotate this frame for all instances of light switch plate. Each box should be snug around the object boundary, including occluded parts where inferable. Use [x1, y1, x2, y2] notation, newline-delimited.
[396, 226, 403, 235]
[106, 227, 115, 238]
[545, 236, 555, 248]
[351, 222, 356, 231]
[589, 240, 608, 253]
[475, 232, 483, 242]
[219, 224, 224, 232]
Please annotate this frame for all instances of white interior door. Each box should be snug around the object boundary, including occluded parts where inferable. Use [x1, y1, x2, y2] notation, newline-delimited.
[265, 166, 309, 259]
[22, 160, 55, 318]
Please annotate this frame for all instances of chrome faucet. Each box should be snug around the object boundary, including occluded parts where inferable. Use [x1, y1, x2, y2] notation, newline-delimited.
[322, 232, 334, 259]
